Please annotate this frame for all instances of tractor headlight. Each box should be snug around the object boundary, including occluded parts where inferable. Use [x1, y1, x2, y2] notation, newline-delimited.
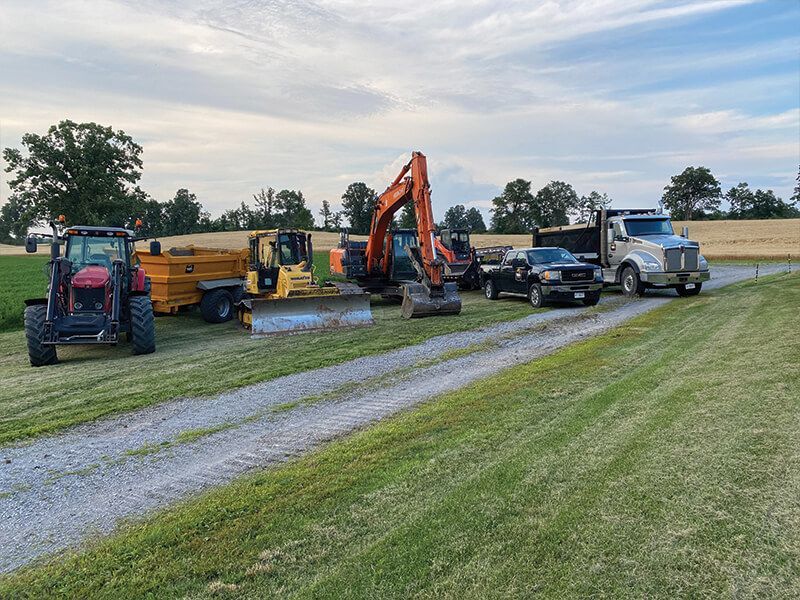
[542, 270, 560, 281]
[642, 260, 661, 272]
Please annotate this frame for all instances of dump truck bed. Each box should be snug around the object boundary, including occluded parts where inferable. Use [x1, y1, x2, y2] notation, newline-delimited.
[135, 245, 249, 313]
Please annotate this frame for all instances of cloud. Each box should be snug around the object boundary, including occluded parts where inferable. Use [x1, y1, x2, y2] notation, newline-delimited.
[1, 0, 798, 222]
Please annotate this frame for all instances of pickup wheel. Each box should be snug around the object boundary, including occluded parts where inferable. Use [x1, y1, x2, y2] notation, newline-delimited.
[484, 279, 499, 300]
[528, 283, 544, 308]
[676, 282, 702, 297]
[621, 266, 644, 298]
[200, 289, 235, 323]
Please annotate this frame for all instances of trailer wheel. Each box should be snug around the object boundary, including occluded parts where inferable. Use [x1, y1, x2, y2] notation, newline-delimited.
[200, 289, 234, 323]
[621, 266, 644, 298]
[24, 304, 57, 367]
[484, 280, 499, 300]
[129, 296, 156, 355]
[528, 283, 544, 308]
[676, 282, 702, 297]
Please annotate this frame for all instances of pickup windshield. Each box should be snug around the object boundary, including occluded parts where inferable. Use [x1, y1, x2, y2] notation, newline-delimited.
[527, 248, 578, 264]
[623, 218, 673, 236]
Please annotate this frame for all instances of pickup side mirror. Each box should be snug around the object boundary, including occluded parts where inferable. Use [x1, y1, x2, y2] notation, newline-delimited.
[150, 240, 162, 255]
[25, 236, 37, 254]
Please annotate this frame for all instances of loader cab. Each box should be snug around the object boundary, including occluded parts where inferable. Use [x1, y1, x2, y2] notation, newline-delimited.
[438, 228, 472, 261]
[249, 229, 311, 293]
[385, 229, 419, 281]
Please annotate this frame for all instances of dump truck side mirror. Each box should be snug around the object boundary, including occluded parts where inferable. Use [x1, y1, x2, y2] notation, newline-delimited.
[150, 241, 162, 255]
[25, 236, 37, 254]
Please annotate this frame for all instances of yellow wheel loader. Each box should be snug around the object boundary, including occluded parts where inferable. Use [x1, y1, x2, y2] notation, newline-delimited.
[238, 229, 373, 335]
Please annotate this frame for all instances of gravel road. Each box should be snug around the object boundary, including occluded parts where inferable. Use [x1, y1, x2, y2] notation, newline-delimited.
[0, 264, 787, 573]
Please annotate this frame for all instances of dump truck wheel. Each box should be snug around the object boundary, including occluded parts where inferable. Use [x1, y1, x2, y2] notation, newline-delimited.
[528, 283, 544, 308]
[24, 305, 57, 367]
[676, 282, 702, 297]
[621, 266, 644, 297]
[200, 289, 234, 323]
[484, 280, 499, 300]
[129, 296, 156, 355]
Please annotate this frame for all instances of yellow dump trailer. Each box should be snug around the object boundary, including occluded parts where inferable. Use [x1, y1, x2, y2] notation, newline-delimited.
[135, 244, 249, 323]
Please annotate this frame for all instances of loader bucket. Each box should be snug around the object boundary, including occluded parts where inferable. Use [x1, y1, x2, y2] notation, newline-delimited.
[243, 291, 373, 335]
[401, 282, 462, 319]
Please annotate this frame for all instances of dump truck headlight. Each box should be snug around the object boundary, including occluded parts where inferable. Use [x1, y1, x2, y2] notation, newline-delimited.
[542, 270, 560, 281]
[642, 260, 661, 272]
[699, 255, 708, 270]
[594, 267, 603, 280]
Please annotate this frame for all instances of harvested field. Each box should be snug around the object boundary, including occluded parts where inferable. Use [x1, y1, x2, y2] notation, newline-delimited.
[3, 219, 797, 259]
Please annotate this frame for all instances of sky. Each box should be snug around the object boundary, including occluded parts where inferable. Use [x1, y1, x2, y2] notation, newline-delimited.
[0, 0, 798, 224]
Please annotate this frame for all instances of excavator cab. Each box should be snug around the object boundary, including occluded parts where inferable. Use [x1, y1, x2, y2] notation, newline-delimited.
[385, 229, 419, 281]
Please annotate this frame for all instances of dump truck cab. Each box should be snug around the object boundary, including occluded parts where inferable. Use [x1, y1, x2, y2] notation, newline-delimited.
[533, 209, 710, 297]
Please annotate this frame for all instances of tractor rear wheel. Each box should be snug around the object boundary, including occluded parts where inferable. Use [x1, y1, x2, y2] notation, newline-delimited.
[24, 304, 57, 367]
[129, 296, 156, 355]
[201, 289, 234, 323]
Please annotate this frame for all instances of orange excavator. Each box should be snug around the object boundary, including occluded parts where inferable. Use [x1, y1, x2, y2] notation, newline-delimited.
[330, 151, 462, 318]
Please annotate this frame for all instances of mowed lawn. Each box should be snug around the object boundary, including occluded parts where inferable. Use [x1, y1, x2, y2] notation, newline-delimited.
[0, 255, 49, 332]
[0, 253, 544, 445]
[2, 273, 797, 598]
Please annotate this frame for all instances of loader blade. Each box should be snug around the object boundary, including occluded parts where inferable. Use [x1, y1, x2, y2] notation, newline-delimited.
[400, 282, 462, 319]
[244, 292, 373, 335]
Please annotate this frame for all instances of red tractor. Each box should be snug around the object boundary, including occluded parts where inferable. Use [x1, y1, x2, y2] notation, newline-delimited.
[23, 220, 156, 366]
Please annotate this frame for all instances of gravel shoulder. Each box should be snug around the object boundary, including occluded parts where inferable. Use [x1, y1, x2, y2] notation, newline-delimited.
[0, 264, 786, 573]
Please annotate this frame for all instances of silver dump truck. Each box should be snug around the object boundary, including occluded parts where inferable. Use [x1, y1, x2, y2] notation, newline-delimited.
[532, 209, 710, 297]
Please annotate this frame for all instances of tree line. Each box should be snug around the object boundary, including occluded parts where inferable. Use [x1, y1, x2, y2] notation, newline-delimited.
[1, 120, 798, 244]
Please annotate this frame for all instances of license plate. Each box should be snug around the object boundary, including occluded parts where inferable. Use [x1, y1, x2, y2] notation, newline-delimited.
[685, 283, 695, 289]
[574, 292, 585, 299]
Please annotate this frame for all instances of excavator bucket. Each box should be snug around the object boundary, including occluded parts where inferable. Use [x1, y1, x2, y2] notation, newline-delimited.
[400, 282, 462, 319]
[242, 287, 373, 335]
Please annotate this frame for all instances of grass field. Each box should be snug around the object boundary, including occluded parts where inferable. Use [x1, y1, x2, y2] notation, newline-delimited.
[2, 272, 796, 598]
[0, 256, 49, 332]
[0, 253, 545, 445]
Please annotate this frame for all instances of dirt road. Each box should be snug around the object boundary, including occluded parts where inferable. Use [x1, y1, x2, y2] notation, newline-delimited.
[0, 264, 786, 572]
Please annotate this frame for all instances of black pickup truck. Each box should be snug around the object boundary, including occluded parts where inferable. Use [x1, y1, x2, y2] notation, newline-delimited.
[481, 247, 604, 308]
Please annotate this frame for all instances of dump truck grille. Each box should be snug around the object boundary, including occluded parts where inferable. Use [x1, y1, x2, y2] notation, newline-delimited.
[665, 247, 699, 272]
[561, 268, 594, 282]
[72, 287, 106, 312]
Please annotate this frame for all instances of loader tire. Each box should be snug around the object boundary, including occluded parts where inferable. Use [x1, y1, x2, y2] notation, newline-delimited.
[200, 289, 234, 323]
[621, 266, 645, 298]
[24, 304, 57, 367]
[484, 279, 499, 300]
[129, 296, 156, 355]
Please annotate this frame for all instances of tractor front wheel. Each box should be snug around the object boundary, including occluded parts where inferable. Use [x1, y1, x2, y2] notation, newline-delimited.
[129, 296, 156, 355]
[24, 304, 57, 367]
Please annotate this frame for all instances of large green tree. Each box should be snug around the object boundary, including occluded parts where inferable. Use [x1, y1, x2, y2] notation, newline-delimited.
[440, 204, 469, 229]
[275, 189, 314, 229]
[341, 182, 377, 234]
[725, 183, 755, 219]
[465, 207, 487, 233]
[531, 181, 579, 228]
[662, 166, 721, 220]
[2, 120, 145, 228]
[162, 189, 204, 235]
[576, 191, 612, 222]
[252, 187, 277, 229]
[490, 179, 534, 233]
[0, 196, 37, 244]
[398, 202, 416, 229]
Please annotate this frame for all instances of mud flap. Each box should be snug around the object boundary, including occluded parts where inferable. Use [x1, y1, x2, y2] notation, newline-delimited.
[242, 291, 373, 335]
[400, 282, 462, 319]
